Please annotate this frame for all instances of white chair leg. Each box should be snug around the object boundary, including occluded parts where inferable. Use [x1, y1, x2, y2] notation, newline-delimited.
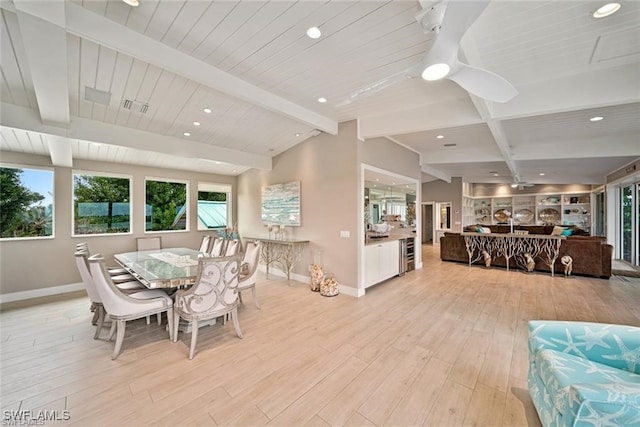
[188, 319, 199, 360]
[251, 287, 260, 310]
[172, 311, 180, 342]
[238, 292, 243, 305]
[94, 306, 105, 340]
[146, 316, 151, 325]
[108, 321, 117, 341]
[166, 308, 174, 341]
[91, 308, 99, 325]
[231, 307, 243, 339]
[112, 320, 126, 360]
[157, 313, 161, 325]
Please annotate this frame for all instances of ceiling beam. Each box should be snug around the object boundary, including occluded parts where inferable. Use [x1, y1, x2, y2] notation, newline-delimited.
[45, 134, 72, 168]
[13, 0, 69, 127]
[60, 2, 337, 135]
[0, 103, 272, 170]
[421, 165, 451, 183]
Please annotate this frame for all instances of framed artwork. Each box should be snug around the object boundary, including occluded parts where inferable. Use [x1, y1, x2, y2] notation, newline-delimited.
[261, 181, 301, 226]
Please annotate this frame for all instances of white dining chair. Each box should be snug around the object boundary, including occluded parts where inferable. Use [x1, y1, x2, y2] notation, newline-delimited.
[198, 235, 212, 254]
[89, 254, 174, 360]
[75, 250, 165, 336]
[137, 236, 162, 251]
[224, 239, 240, 256]
[209, 237, 224, 257]
[76, 242, 131, 277]
[172, 255, 243, 359]
[238, 240, 261, 309]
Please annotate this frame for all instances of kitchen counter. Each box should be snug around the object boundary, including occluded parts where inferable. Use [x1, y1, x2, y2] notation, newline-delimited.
[365, 232, 415, 246]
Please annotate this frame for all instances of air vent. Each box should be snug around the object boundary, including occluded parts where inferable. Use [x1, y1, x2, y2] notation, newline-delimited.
[122, 99, 150, 114]
[84, 87, 111, 106]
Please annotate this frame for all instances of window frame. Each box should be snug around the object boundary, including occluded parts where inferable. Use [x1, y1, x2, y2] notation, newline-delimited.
[0, 163, 55, 241]
[144, 176, 190, 234]
[197, 182, 232, 231]
[71, 170, 133, 237]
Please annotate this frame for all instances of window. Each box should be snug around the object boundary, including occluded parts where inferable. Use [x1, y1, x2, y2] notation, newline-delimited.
[197, 183, 231, 231]
[0, 165, 54, 239]
[73, 172, 131, 235]
[145, 178, 188, 232]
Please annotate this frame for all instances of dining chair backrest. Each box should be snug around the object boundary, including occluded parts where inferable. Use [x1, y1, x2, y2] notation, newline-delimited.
[175, 255, 241, 315]
[240, 241, 261, 285]
[198, 235, 212, 253]
[210, 237, 224, 257]
[137, 236, 162, 251]
[75, 250, 101, 303]
[224, 239, 240, 256]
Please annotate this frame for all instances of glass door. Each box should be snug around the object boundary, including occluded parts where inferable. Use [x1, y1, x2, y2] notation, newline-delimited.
[620, 182, 639, 266]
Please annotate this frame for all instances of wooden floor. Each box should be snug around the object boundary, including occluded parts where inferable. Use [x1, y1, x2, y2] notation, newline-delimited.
[2, 245, 639, 427]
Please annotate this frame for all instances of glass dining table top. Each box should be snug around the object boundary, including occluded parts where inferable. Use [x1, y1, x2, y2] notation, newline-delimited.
[114, 247, 201, 289]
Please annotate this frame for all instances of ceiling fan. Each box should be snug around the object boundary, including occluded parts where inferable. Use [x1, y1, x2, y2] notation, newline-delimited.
[343, 0, 518, 104]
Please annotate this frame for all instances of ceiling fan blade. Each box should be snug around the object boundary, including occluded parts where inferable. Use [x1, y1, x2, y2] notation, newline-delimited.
[421, 0, 491, 70]
[437, 0, 490, 47]
[448, 62, 518, 103]
[340, 65, 421, 105]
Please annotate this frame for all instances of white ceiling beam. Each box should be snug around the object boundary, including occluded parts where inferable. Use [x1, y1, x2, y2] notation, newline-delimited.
[0, 103, 272, 170]
[358, 99, 483, 139]
[45, 134, 72, 167]
[13, 0, 69, 127]
[59, 2, 337, 136]
[421, 165, 451, 183]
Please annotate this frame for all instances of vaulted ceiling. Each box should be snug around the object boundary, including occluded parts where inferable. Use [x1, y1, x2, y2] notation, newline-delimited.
[1, 0, 639, 185]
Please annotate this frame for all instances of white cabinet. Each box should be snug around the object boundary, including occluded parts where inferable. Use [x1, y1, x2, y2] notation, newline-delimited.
[364, 240, 399, 288]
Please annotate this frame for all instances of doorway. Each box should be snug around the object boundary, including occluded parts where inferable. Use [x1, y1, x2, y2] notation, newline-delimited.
[422, 203, 433, 244]
[620, 182, 639, 267]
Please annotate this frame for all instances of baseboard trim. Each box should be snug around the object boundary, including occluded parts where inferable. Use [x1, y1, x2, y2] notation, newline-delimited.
[0, 282, 85, 304]
[338, 285, 364, 298]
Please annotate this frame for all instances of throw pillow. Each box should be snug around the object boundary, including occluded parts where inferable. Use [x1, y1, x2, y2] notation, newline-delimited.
[561, 229, 573, 237]
[481, 227, 492, 234]
[476, 227, 484, 233]
[551, 226, 564, 236]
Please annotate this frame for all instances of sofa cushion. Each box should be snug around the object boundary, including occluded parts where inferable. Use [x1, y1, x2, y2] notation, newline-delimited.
[535, 349, 640, 417]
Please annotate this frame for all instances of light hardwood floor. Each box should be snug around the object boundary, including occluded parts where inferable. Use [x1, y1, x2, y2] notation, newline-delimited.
[2, 245, 639, 426]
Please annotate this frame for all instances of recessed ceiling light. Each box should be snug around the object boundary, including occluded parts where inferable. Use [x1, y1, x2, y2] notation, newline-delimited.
[306, 26, 321, 39]
[443, 143, 457, 147]
[422, 63, 450, 81]
[436, 135, 444, 139]
[539, 173, 545, 176]
[193, 121, 201, 126]
[203, 108, 212, 114]
[511, 184, 518, 188]
[121, 0, 139, 6]
[590, 116, 604, 122]
[295, 133, 301, 137]
[183, 132, 191, 136]
[593, 2, 621, 18]
[492, 173, 499, 177]
[317, 97, 327, 103]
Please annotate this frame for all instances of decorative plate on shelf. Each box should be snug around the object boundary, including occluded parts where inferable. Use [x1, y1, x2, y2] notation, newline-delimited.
[514, 208, 534, 223]
[539, 208, 560, 223]
[494, 209, 510, 222]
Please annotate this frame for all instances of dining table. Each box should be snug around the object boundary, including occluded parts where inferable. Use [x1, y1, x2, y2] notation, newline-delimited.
[113, 247, 201, 290]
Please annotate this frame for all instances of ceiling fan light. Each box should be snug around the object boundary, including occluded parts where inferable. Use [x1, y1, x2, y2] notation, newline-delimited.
[122, 0, 139, 6]
[593, 3, 620, 18]
[422, 63, 450, 81]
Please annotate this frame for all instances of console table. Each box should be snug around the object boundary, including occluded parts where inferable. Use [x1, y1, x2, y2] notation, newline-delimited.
[245, 237, 309, 281]
[461, 233, 564, 276]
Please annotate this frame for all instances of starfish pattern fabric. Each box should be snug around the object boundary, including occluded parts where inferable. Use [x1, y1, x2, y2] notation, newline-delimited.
[528, 321, 640, 427]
